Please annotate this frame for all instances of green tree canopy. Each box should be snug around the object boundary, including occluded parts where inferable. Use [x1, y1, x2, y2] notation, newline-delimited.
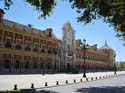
[1, 0, 125, 42]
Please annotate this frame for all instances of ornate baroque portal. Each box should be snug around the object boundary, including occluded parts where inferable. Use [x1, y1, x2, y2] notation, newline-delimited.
[62, 21, 76, 72]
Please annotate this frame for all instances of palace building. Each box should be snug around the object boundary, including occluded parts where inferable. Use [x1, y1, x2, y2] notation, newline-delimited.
[0, 9, 60, 73]
[60, 22, 115, 72]
[0, 9, 115, 73]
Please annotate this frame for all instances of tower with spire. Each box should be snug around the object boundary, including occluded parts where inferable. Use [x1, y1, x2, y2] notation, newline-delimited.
[61, 21, 76, 72]
[99, 41, 115, 70]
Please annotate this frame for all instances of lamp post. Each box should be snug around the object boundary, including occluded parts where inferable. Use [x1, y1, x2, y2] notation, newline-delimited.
[114, 53, 116, 75]
[82, 39, 88, 78]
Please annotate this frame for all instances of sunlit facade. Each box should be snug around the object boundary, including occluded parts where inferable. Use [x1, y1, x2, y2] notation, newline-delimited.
[0, 9, 60, 73]
[74, 40, 114, 72]
[60, 22, 114, 72]
[0, 9, 114, 73]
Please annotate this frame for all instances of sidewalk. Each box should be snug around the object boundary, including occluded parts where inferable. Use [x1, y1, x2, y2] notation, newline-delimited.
[0, 71, 125, 90]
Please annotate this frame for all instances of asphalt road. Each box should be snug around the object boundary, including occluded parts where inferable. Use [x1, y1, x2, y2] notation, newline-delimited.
[21, 75, 125, 93]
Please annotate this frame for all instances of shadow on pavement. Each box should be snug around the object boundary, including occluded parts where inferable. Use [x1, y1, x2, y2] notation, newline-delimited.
[76, 86, 125, 93]
[21, 89, 59, 93]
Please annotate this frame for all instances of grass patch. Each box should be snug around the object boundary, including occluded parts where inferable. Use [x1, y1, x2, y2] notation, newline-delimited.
[0, 90, 20, 93]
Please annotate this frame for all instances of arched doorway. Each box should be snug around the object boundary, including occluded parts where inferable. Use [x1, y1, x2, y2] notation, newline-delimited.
[33, 62, 37, 69]
[54, 62, 57, 70]
[4, 59, 10, 69]
[41, 62, 44, 69]
[66, 63, 70, 72]
[25, 61, 29, 69]
[4, 59, 11, 72]
[15, 60, 20, 69]
[47, 62, 51, 70]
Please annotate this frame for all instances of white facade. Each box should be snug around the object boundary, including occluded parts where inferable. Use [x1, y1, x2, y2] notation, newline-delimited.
[61, 21, 76, 72]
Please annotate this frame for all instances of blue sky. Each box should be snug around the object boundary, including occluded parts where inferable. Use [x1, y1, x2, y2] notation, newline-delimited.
[0, 0, 124, 61]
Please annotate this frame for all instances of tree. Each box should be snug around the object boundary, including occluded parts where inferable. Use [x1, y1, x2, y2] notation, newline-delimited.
[119, 61, 125, 70]
[68, 0, 125, 41]
[1, 0, 125, 41]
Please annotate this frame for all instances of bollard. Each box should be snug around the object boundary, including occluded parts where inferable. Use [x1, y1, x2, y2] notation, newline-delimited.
[95, 77, 97, 80]
[45, 82, 48, 86]
[86, 78, 88, 81]
[91, 77, 93, 80]
[104, 76, 106, 78]
[66, 80, 68, 84]
[13, 84, 17, 90]
[103, 76, 105, 79]
[31, 83, 34, 88]
[56, 81, 59, 85]
[106, 75, 108, 78]
[99, 76, 101, 79]
[74, 79, 76, 83]
[80, 79, 82, 82]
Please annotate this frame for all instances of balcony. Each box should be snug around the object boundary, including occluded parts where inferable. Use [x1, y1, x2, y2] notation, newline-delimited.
[48, 50, 52, 54]
[68, 53, 73, 56]
[15, 45, 22, 49]
[24, 46, 30, 51]
[41, 49, 46, 53]
[54, 51, 57, 55]
[4, 43, 11, 48]
[33, 48, 38, 52]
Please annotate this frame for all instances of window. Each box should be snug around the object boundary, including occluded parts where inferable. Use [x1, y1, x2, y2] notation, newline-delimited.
[68, 45, 70, 53]
[24, 42, 30, 51]
[25, 42, 30, 47]
[41, 46, 46, 53]
[34, 44, 38, 48]
[16, 40, 20, 45]
[5, 38, 11, 48]
[7, 39, 10, 44]
[15, 40, 22, 49]
[47, 47, 52, 54]
[33, 44, 38, 52]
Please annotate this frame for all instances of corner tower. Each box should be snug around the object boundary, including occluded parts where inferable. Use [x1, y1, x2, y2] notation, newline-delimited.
[99, 41, 115, 70]
[0, 9, 5, 23]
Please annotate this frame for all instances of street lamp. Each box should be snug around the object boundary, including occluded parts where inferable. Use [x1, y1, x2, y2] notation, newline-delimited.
[82, 39, 89, 78]
[114, 53, 117, 75]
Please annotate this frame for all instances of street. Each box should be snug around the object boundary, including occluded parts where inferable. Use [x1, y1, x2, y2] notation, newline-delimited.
[36, 74, 125, 93]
